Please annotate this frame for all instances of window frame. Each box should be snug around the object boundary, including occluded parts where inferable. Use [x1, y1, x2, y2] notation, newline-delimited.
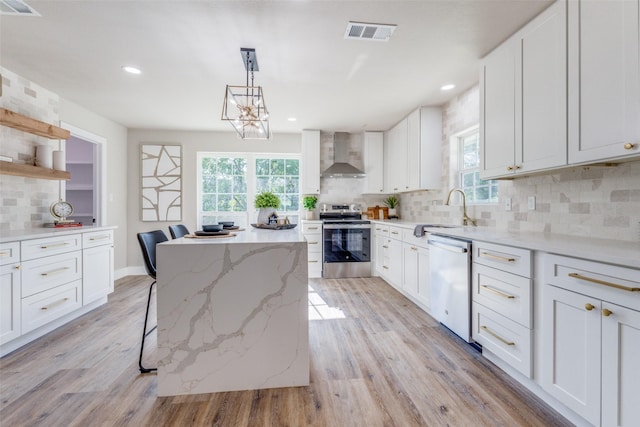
[456, 127, 499, 205]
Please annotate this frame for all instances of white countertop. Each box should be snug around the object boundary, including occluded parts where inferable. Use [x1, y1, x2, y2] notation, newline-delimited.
[370, 219, 640, 269]
[162, 227, 306, 245]
[0, 225, 117, 243]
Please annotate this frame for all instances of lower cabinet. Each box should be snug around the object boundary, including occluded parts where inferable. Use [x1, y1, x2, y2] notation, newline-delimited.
[0, 263, 21, 345]
[402, 230, 430, 309]
[380, 227, 402, 290]
[83, 244, 114, 304]
[542, 254, 640, 427]
[301, 220, 323, 278]
[22, 280, 82, 334]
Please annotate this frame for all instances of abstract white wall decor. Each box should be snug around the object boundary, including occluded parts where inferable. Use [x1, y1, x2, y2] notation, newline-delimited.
[140, 144, 182, 221]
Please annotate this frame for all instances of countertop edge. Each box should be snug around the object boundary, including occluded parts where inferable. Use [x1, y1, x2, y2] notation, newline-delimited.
[0, 225, 118, 243]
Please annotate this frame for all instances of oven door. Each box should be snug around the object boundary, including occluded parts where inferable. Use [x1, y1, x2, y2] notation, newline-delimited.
[322, 224, 371, 278]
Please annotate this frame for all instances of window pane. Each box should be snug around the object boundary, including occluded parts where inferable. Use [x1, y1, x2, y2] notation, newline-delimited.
[270, 176, 285, 193]
[256, 159, 270, 176]
[462, 172, 474, 187]
[458, 130, 498, 204]
[462, 133, 479, 169]
[233, 195, 247, 212]
[217, 194, 232, 211]
[218, 177, 232, 193]
[285, 159, 299, 176]
[202, 158, 217, 176]
[270, 159, 285, 175]
[286, 176, 299, 193]
[202, 176, 216, 193]
[256, 176, 269, 193]
[286, 194, 299, 211]
[202, 194, 216, 211]
[233, 175, 246, 193]
[233, 158, 246, 175]
[218, 158, 233, 175]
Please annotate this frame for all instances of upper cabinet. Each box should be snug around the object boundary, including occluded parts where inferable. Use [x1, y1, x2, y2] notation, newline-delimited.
[480, 0, 567, 179]
[301, 129, 320, 194]
[383, 107, 442, 193]
[568, 0, 640, 163]
[480, 0, 640, 180]
[362, 131, 384, 194]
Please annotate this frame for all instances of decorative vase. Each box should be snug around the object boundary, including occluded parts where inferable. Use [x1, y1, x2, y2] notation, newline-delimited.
[257, 208, 276, 224]
[305, 210, 314, 220]
[389, 208, 397, 217]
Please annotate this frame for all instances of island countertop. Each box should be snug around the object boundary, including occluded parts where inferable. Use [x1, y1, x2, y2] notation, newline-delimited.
[156, 227, 309, 396]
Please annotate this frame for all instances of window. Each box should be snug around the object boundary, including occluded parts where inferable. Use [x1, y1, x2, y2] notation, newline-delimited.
[459, 130, 498, 204]
[197, 153, 300, 228]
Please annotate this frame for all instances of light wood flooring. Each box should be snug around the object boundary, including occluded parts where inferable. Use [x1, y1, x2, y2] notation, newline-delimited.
[0, 275, 572, 426]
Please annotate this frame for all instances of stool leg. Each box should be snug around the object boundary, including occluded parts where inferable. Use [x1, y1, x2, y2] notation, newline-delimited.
[139, 280, 157, 373]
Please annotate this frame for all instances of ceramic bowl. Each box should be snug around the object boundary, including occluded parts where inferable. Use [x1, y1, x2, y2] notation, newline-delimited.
[202, 224, 223, 232]
[218, 221, 234, 227]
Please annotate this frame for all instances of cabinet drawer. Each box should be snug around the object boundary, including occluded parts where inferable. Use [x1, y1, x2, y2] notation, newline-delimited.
[472, 303, 532, 378]
[472, 263, 532, 328]
[388, 226, 403, 240]
[0, 242, 20, 266]
[83, 229, 114, 248]
[473, 241, 531, 277]
[22, 280, 81, 334]
[373, 224, 389, 236]
[21, 234, 82, 261]
[21, 251, 82, 298]
[402, 229, 429, 249]
[301, 221, 322, 234]
[544, 254, 640, 311]
[304, 234, 322, 252]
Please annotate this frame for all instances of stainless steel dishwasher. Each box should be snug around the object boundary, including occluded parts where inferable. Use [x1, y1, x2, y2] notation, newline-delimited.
[428, 234, 472, 343]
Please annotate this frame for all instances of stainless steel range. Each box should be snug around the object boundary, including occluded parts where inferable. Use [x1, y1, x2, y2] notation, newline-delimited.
[320, 205, 371, 278]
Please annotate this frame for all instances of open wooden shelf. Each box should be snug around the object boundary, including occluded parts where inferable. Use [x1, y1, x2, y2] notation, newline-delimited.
[0, 161, 70, 180]
[0, 107, 70, 140]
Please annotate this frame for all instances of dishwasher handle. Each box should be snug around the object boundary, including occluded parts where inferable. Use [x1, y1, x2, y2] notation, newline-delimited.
[428, 240, 468, 253]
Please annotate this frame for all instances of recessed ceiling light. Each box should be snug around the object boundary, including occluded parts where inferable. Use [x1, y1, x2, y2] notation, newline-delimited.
[122, 65, 142, 75]
[287, 117, 297, 122]
[441, 84, 455, 91]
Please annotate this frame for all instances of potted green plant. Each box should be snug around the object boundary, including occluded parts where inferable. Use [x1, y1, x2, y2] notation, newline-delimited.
[302, 195, 318, 220]
[255, 192, 281, 224]
[383, 195, 399, 217]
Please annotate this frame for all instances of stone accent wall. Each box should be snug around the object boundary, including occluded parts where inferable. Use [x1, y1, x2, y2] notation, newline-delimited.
[399, 85, 640, 242]
[0, 67, 63, 231]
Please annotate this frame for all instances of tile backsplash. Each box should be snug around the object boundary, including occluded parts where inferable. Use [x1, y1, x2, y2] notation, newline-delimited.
[0, 67, 63, 231]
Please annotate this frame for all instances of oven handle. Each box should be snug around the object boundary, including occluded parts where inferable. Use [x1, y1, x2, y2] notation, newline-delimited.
[428, 240, 468, 253]
[323, 224, 371, 230]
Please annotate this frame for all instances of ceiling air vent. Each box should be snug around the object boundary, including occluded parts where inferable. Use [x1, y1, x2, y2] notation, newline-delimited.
[0, 0, 39, 16]
[345, 21, 396, 42]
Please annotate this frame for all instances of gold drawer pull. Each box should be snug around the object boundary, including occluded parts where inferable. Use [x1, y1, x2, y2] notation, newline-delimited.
[480, 325, 515, 346]
[41, 267, 70, 276]
[507, 166, 513, 171]
[411, 247, 418, 251]
[308, 260, 318, 263]
[624, 143, 635, 150]
[481, 285, 515, 299]
[602, 308, 613, 317]
[391, 231, 399, 235]
[382, 245, 389, 249]
[0, 251, 9, 257]
[568, 273, 640, 292]
[480, 251, 516, 262]
[308, 227, 319, 230]
[584, 303, 595, 311]
[89, 235, 110, 241]
[41, 297, 70, 310]
[308, 241, 318, 245]
[40, 242, 70, 249]
[383, 266, 389, 269]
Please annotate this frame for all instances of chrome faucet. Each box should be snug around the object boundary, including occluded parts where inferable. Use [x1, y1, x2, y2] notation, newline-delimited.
[444, 188, 477, 226]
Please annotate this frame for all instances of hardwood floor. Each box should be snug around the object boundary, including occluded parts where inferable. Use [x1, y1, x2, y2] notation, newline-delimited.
[0, 275, 572, 426]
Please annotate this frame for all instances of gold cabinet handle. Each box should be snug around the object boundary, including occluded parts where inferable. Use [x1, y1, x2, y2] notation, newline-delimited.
[514, 165, 521, 170]
[585, 303, 595, 311]
[568, 273, 640, 292]
[480, 251, 516, 263]
[383, 266, 389, 269]
[481, 284, 515, 299]
[507, 166, 513, 171]
[624, 143, 635, 150]
[308, 241, 318, 245]
[15, 265, 21, 270]
[308, 260, 318, 263]
[308, 227, 319, 230]
[382, 245, 389, 249]
[89, 235, 110, 241]
[41, 297, 70, 310]
[602, 308, 613, 317]
[411, 246, 418, 251]
[391, 231, 399, 235]
[480, 325, 515, 346]
[40, 242, 70, 249]
[41, 267, 70, 276]
[0, 251, 9, 257]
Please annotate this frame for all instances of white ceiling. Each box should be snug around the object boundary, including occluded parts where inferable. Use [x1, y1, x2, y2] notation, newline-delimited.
[0, 0, 553, 134]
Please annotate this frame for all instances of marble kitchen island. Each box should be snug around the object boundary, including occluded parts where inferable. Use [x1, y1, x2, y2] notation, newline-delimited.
[155, 228, 308, 396]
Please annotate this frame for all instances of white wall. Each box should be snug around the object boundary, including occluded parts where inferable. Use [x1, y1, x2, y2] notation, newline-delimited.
[126, 129, 301, 268]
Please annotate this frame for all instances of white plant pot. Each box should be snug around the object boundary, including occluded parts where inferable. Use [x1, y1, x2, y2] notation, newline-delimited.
[305, 210, 314, 220]
[389, 208, 397, 217]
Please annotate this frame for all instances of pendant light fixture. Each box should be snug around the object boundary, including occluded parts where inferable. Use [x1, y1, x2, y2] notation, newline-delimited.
[221, 48, 270, 140]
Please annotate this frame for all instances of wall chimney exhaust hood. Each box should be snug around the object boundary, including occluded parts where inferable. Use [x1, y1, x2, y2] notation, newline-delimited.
[321, 132, 366, 178]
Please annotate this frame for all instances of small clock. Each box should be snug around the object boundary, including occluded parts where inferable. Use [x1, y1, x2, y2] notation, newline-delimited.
[50, 200, 74, 222]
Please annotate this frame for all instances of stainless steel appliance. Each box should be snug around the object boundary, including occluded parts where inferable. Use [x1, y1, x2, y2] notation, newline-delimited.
[428, 234, 472, 342]
[320, 205, 371, 278]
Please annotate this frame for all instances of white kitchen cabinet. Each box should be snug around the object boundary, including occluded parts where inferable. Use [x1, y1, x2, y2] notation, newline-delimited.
[480, 0, 567, 179]
[406, 107, 442, 192]
[301, 220, 323, 278]
[0, 242, 21, 345]
[471, 241, 533, 377]
[381, 226, 403, 290]
[384, 118, 408, 193]
[402, 241, 430, 309]
[542, 254, 640, 427]
[568, 0, 640, 164]
[373, 224, 389, 277]
[82, 230, 114, 304]
[362, 131, 384, 194]
[301, 129, 320, 194]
